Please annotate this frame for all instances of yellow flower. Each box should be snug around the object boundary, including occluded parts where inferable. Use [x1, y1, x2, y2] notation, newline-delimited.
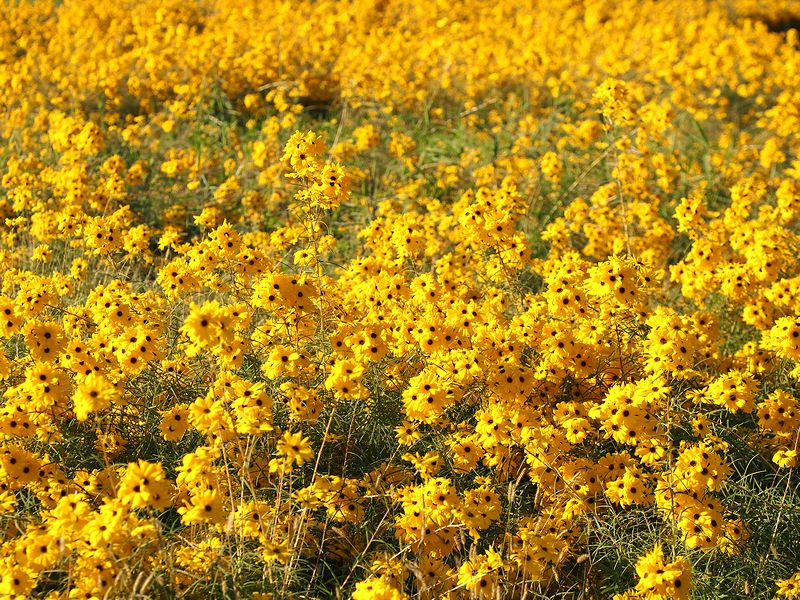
[117, 460, 171, 510]
[773, 449, 798, 469]
[352, 575, 407, 600]
[777, 571, 800, 598]
[276, 430, 314, 467]
[180, 489, 226, 525]
[73, 372, 119, 422]
[634, 546, 692, 599]
[160, 404, 190, 441]
[0, 561, 34, 597]
[282, 130, 326, 177]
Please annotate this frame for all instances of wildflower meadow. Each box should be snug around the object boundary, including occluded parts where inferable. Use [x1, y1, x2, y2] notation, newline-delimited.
[1, 0, 800, 598]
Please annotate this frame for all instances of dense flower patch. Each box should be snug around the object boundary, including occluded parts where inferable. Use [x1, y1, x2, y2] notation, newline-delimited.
[1, 0, 800, 598]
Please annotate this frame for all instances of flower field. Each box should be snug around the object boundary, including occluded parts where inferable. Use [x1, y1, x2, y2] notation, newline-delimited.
[2, 0, 800, 597]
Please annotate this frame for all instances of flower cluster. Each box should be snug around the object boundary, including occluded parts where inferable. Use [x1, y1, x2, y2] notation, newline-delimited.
[0, 0, 800, 598]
